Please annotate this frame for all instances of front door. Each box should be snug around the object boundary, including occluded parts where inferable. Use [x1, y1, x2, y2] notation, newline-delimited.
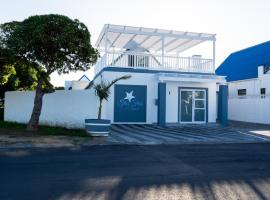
[179, 89, 206, 123]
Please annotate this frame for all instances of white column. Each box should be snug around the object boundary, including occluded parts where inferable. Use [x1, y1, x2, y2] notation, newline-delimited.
[104, 26, 108, 66]
[162, 36, 165, 67]
[213, 39, 216, 72]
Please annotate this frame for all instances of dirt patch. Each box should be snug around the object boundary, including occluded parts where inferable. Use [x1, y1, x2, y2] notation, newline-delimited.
[0, 130, 107, 148]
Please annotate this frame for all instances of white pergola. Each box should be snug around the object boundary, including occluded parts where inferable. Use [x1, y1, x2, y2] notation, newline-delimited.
[95, 24, 217, 70]
[96, 24, 216, 61]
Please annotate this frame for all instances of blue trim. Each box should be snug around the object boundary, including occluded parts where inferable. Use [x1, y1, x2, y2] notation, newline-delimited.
[157, 82, 166, 126]
[178, 87, 208, 123]
[218, 85, 228, 126]
[90, 66, 215, 86]
[103, 66, 215, 75]
[79, 74, 91, 81]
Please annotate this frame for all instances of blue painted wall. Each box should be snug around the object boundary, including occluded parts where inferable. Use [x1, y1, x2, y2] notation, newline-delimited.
[114, 85, 147, 122]
[157, 83, 166, 126]
[216, 41, 270, 81]
[218, 85, 228, 126]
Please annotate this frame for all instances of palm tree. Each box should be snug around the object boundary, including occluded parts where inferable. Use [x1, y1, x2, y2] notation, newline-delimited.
[87, 75, 131, 119]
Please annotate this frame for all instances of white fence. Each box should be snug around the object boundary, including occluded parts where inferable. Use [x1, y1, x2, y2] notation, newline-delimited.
[94, 51, 214, 75]
[4, 90, 99, 129]
[228, 97, 270, 124]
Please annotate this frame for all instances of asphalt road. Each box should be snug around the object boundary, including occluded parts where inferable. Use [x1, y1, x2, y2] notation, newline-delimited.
[1, 144, 270, 200]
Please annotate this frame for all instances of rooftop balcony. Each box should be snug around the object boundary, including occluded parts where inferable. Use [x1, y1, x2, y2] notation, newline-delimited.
[94, 24, 216, 75]
[94, 51, 214, 74]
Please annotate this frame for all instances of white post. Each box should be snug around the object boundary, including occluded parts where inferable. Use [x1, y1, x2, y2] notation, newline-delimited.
[104, 26, 108, 67]
[213, 39, 216, 72]
[162, 36, 164, 68]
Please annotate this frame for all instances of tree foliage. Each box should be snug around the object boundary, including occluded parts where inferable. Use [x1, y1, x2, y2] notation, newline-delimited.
[1, 14, 99, 131]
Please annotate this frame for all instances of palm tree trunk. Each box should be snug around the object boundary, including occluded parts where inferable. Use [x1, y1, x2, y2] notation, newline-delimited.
[98, 98, 102, 120]
[26, 78, 44, 131]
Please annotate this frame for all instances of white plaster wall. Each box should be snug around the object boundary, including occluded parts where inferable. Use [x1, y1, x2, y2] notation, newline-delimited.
[100, 71, 158, 124]
[71, 81, 89, 90]
[5, 90, 99, 128]
[228, 72, 270, 124]
[166, 81, 217, 123]
[229, 98, 270, 124]
[228, 74, 270, 97]
[64, 81, 89, 90]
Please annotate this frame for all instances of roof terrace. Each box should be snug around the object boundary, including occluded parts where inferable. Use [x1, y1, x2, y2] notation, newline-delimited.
[94, 24, 216, 74]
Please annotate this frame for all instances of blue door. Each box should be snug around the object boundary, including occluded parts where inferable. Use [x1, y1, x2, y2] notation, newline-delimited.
[114, 85, 147, 122]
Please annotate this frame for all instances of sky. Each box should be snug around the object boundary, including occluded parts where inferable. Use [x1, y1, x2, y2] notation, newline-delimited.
[1, 0, 270, 86]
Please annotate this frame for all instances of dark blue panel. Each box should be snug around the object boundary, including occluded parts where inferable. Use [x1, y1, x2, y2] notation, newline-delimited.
[216, 41, 270, 81]
[157, 82, 166, 126]
[114, 85, 147, 122]
[218, 85, 228, 126]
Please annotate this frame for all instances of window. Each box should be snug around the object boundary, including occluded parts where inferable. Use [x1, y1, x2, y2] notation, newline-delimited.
[238, 89, 246, 97]
[261, 88, 266, 98]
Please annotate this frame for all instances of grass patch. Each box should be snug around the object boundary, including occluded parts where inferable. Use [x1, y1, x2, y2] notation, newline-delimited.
[0, 121, 89, 137]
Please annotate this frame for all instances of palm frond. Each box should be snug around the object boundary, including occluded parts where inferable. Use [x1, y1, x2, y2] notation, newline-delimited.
[106, 75, 131, 89]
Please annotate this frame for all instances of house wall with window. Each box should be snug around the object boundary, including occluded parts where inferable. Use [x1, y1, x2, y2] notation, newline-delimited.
[216, 41, 270, 124]
[228, 66, 270, 124]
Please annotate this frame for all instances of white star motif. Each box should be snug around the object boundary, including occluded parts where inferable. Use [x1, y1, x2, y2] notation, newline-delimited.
[124, 91, 135, 102]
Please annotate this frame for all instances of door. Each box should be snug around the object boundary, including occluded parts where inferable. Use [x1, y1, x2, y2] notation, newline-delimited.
[180, 89, 206, 123]
[114, 85, 147, 123]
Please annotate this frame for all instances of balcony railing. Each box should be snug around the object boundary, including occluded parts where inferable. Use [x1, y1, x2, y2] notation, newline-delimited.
[94, 51, 215, 75]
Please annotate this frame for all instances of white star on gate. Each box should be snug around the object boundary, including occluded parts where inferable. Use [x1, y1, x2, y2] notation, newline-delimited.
[124, 91, 135, 102]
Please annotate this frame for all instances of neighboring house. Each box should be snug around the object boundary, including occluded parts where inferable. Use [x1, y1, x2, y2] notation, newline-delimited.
[90, 24, 226, 125]
[216, 41, 270, 124]
[65, 74, 91, 90]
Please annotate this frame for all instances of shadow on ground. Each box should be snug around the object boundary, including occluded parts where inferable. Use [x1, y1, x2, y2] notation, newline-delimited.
[1, 143, 270, 200]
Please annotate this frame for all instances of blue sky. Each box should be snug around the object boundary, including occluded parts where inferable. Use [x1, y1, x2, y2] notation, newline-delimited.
[1, 0, 270, 86]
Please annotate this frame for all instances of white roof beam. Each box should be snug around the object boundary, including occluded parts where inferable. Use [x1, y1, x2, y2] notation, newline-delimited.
[176, 40, 205, 54]
[166, 39, 194, 52]
[106, 27, 215, 41]
[145, 37, 162, 50]
[138, 35, 152, 46]
[120, 33, 138, 49]
[156, 37, 180, 52]
[108, 32, 122, 49]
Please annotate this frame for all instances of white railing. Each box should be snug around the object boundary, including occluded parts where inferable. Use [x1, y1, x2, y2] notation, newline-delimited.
[94, 51, 214, 75]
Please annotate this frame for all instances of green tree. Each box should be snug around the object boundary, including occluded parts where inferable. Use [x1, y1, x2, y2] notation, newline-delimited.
[3, 14, 98, 131]
[0, 22, 39, 100]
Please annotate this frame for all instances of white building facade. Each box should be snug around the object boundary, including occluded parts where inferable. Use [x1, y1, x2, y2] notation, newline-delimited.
[90, 24, 227, 125]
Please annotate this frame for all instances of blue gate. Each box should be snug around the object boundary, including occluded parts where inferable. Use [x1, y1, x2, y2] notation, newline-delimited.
[114, 85, 147, 122]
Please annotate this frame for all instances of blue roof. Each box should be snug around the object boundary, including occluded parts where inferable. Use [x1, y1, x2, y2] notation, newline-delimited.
[216, 41, 270, 81]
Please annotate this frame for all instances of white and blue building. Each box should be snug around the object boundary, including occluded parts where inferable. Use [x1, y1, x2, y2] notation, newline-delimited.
[216, 41, 270, 124]
[89, 24, 227, 126]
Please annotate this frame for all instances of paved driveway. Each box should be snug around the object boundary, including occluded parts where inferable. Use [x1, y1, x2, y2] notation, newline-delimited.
[106, 122, 270, 145]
